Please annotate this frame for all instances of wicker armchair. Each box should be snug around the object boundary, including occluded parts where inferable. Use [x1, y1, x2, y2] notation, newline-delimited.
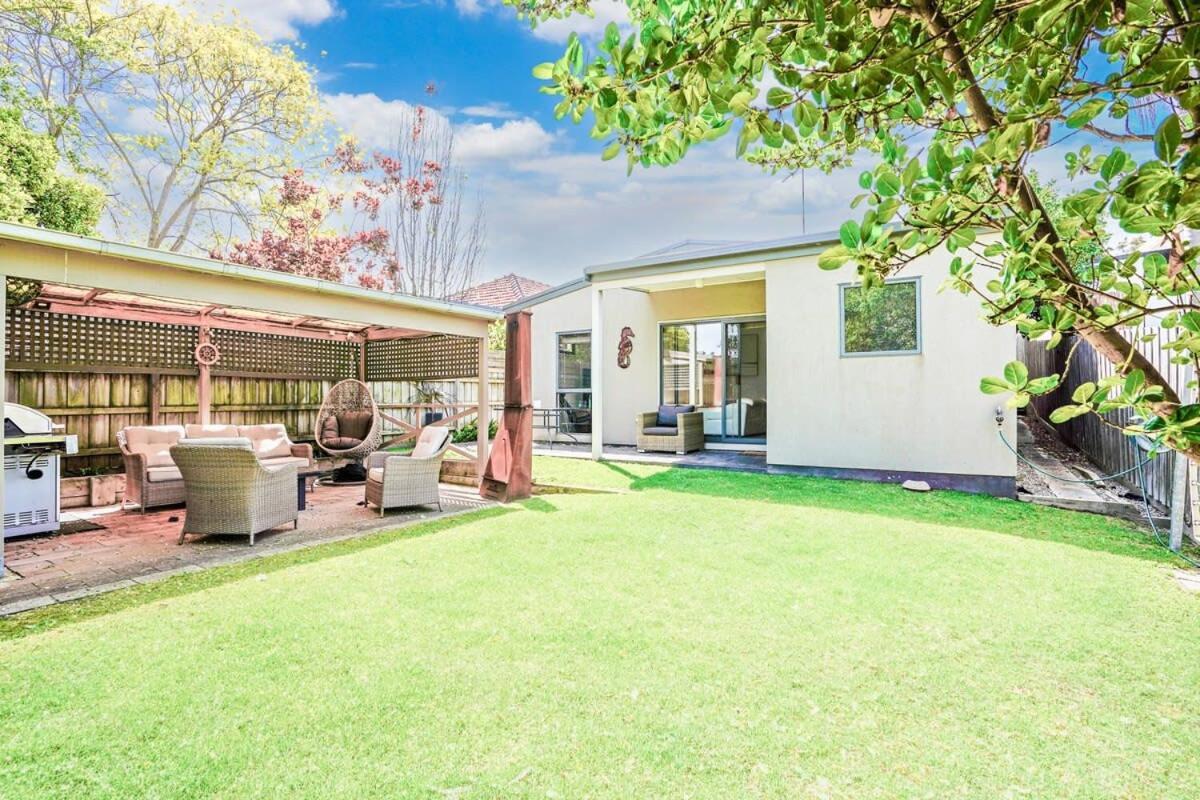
[170, 439, 299, 545]
[364, 427, 451, 515]
[117, 425, 188, 512]
[636, 406, 705, 454]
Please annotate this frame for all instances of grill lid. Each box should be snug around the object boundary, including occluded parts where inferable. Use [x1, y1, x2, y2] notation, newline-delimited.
[5, 403, 56, 436]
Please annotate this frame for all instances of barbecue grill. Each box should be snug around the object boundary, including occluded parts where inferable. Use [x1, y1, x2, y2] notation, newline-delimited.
[4, 402, 78, 537]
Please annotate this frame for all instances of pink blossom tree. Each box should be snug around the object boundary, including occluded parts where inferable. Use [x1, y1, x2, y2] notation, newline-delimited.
[216, 139, 436, 290]
[218, 103, 483, 298]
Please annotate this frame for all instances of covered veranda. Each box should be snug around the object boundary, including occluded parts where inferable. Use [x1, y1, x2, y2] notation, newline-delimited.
[0, 221, 519, 605]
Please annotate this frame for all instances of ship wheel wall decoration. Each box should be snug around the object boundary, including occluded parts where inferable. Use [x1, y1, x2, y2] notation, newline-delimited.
[194, 341, 221, 367]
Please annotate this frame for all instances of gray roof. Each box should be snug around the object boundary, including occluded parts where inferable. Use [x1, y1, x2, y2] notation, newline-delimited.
[584, 229, 841, 279]
[503, 230, 842, 313]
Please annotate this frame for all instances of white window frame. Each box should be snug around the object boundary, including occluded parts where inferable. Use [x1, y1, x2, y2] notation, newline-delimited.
[838, 276, 923, 358]
[555, 329, 592, 404]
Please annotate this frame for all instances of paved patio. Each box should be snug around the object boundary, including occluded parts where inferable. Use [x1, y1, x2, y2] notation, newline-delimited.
[0, 481, 492, 616]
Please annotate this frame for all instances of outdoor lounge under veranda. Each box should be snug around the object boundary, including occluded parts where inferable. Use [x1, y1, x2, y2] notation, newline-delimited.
[0, 222, 503, 612]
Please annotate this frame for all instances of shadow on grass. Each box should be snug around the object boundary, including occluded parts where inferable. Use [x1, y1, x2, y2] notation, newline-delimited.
[0, 506, 516, 643]
[622, 466, 1190, 565]
[521, 497, 558, 514]
[600, 461, 643, 483]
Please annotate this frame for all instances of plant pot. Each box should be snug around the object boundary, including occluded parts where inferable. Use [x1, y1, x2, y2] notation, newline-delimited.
[423, 411, 444, 426]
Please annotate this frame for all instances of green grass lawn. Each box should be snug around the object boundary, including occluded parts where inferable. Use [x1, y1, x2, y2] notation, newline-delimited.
[2, 458, 1200, 798]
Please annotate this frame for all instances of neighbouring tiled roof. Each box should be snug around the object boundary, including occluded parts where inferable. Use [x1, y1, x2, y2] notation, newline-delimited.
[452, 273, 553, 309]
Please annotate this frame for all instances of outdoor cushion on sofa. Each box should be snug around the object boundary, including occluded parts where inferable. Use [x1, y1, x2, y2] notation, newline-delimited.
[642, 426, 683, 436]
[145, 465, 183, 483]
[655, 404, 695, 428]
[123, 425, 186, 467]
[236, 424, 293, 460]
[184, 424, 238, 439]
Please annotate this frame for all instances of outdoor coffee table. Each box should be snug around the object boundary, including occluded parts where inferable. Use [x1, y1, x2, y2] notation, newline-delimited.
[296, 468, 321, 511]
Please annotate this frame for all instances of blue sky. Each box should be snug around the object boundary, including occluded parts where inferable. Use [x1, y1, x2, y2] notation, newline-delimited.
[195, 0, 853, 285]
[190, 1, 1136, 286]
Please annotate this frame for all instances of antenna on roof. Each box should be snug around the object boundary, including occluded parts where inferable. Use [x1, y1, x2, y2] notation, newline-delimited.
[801, 168, 807, 235]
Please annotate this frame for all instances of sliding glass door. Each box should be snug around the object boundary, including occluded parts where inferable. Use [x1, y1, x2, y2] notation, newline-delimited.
[660, 318, 766, 444]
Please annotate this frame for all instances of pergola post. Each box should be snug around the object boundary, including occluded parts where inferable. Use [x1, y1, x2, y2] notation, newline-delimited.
[480, 311, 532, 502]
[476, 336, 490, 480]
[196, 324, 212, 425]
[590, 287, 604, 460]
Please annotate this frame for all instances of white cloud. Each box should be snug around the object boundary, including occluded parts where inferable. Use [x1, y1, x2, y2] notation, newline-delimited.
[460, 102, 519, 120]
[162, 0, 339, 41]
[454, 0, 487, 17]
[322, 92, 426, 149]
[455, 119, 554, 162]
[322, 92, 553, 162]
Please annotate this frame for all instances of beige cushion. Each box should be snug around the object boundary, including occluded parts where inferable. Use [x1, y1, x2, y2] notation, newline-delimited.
[145, 465, 182, 483]
[123, 425, 186, 468]
[178, 437, 251, 449]
[236, 424, 292, 460]
[367, 467, 384, 483]
[185, 424, 238, 439]
[261, 456, 311, 471]
[412, 427, 449, 459]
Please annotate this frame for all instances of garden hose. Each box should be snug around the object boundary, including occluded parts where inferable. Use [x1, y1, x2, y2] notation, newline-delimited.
[996, 424, 1200, 568]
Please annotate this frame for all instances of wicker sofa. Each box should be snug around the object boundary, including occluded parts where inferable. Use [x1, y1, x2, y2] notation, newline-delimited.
[364, 427, 451, 515]
[170, 439, 299, 545]
[118, 423, 313, 511]
[636, 405, 705, 455]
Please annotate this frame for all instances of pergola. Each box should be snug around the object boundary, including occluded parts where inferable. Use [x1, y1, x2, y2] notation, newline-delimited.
[0, 222, 522, 566]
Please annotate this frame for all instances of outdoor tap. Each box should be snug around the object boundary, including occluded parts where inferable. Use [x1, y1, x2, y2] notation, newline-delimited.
[994, 406, 1006, 427]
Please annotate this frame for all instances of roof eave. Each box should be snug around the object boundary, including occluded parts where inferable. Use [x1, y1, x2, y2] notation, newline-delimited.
[0, 221, 501, 322]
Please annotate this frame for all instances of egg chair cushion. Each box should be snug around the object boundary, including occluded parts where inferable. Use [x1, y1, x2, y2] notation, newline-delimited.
[319, 410, 375, 450]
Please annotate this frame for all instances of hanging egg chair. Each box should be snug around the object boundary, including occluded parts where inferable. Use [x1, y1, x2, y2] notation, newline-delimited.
[314, 379, 383, 483]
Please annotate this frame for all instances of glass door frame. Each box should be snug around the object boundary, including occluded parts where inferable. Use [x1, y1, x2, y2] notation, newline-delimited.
[657, 314, 766, 445]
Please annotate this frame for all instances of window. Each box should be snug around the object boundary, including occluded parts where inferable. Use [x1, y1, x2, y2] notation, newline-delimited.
[839, 278, 921, 356]
[556, 331, 591, 433]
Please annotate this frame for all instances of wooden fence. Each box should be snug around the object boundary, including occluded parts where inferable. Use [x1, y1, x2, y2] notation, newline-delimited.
[4, 355, 504, 476]
[1019, 326, 1189, 508]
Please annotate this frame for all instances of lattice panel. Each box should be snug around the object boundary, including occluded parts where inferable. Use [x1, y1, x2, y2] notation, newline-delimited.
[210, 328, 359, 379]
[6, 307, 197, 370]
[366, 334, 479, 381]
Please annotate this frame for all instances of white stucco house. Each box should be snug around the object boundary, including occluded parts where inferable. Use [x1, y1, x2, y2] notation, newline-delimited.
[506, 232, 1018, 496]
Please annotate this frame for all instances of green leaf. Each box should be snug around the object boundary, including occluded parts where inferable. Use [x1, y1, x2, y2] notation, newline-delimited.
[1049, 404, 1091, 424]
[531, 63, 555, 80]
[839, 220, 861, 249]
[817, 245, 853, 271]
[980, 376, 1011, 395]
[875, 170, 900, 197]
[1065, 98, 1107, 129]
[600, 140, 621, 161]
[1002, 360, 1029, 389]
[1155, 114, 1182, 162]
[765, 87, 792, 108]
[1099, 149, 1126, 182]
[1027, 375, 1060, 395]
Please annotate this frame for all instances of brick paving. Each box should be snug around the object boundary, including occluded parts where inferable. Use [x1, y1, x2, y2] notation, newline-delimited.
[1, 481, 493, 615]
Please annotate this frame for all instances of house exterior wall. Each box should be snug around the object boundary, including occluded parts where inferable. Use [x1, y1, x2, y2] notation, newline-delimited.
[526, 244, 1015, 492]
[529, 282, 766, 445]
[763, 247, 1016, 486]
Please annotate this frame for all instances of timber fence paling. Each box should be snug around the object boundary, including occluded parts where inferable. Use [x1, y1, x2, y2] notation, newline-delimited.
[1019, 329, 1183, 508]
[4, 366, 506, 476]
